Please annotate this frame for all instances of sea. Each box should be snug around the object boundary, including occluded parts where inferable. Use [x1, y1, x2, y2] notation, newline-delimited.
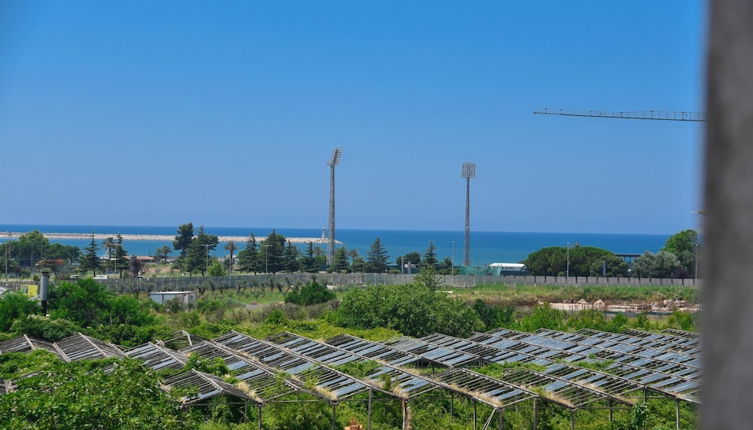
[0, 224, 668, 265]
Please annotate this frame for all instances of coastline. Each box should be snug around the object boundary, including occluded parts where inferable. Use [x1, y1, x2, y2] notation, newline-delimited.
[4, 232, 340, 245]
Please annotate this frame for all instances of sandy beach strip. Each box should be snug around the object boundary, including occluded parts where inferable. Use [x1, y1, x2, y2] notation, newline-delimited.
[5, 232, 341, 244]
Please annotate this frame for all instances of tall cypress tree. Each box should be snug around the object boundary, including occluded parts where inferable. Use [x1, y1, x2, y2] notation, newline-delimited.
[79, 236, 101, 276]
[366, 238, 389, 273]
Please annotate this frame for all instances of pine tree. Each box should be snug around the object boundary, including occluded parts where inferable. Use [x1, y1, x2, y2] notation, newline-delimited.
[330, 247, 349, 273]
[283, 241, 300, 272]
[259, 230, 285, 273]
[301, 242, 319, 273]
[173, 223, 194, 258]
[185, 238, 207, 275]
[422, 241, 438, 269]
[79, 236, 101, 276]
[238, 234, 259, 273]
[366, 238, 389, 273]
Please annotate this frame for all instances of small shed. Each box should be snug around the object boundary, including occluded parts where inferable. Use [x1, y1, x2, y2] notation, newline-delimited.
[149, 291, 197, 307]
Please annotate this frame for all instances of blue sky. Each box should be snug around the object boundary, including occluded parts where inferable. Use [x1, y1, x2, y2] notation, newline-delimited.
[0, 1, 704, 234]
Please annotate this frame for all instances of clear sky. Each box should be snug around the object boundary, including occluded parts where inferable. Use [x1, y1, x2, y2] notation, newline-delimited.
[0, 1, 704, 234]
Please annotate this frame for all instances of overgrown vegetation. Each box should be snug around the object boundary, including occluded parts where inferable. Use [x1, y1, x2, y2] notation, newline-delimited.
[0, 276, 699, 429]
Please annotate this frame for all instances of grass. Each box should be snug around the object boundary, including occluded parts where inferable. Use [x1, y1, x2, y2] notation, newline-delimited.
[450, 283, 699, 306]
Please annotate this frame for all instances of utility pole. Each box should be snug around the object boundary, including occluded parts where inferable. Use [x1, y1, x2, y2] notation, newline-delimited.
[566, 242, 570, 280]
[327, 148, 342, 266]
[461, 162, 476, 267]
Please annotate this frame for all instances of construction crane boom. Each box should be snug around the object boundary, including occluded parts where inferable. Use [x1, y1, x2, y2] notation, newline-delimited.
[534, 108, 705, 122]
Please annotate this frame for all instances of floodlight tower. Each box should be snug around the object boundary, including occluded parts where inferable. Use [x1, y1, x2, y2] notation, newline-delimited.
[327, 148, 342, 266]
[461, 162, 475, 267]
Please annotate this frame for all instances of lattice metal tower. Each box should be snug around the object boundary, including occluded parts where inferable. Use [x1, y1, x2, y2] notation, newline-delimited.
[462, 162, 475, 267]
[327, 148, 342, 265]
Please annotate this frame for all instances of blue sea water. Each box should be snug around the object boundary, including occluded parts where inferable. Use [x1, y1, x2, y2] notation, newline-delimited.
[0, 224, 667, 265]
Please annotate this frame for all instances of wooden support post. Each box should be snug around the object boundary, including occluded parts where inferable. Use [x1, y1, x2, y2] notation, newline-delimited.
[450, 392, 454, 417]
[367, 389, 373, 430]
[257, 405, 263, 430]
[332, 403, 337, 430]
[473, 400, 477, 430]
[498, 408, 504, 430]
[532, 399, 537, 430]
[609, 400, 614, 429]
[675, 399, 680, 430]
[570, 410, 575, 430]
[402, 399, 410, 430]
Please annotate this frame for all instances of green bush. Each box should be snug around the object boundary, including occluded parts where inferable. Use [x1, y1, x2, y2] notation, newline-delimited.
[10, 316, 80, 341]
[336, 283, 483, 337]
[284, 280, 335, 306]
[0, 358, 194, 429]
[0, 293, 40, 331]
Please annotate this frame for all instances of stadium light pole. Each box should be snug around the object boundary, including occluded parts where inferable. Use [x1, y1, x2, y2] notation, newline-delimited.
[461, 162, 475, 267]
[327, 148, 342, 267]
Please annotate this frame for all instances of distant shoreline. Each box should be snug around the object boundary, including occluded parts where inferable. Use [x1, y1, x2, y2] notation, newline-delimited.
[4, 232, 340, 245]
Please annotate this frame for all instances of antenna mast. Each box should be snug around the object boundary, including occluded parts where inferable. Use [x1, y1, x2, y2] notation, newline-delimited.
[461, 162, 476, 267]
[327, 148, 342, 266]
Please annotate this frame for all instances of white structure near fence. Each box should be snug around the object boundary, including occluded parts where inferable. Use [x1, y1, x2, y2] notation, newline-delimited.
[149, 291, 197, 306]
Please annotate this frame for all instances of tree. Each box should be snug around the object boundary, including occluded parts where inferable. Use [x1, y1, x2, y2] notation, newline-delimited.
[153, 246, 171, 264]
[366, 238, 389, 273]
[422, 241, 438, 269]
[207, 260, 226, 277]
[632, 251, 684, 278]
[662, 229, 698, 278]
[78, 236, 101, 276]
[0, 231, 79, 268]
[329, 247, 349, 272]
[102, 237, 115, 272]
[258, 230, 285, 273]
[128, 255, 143, 278]
[438, 257, 454, 275]
[396, 252, 421, 273]
[224, 241, 236, 275]
[283, 241, 300, 272]
[114, 234, 129, 277]
[172, 223, 194, 257]
[523, 245, 628, 277]
[301, 242, 319, 273]
[350, 256, 367, 273]
[237, 234, 260, 273]
[185, 239, 209, 275]
[0, 292, 40, 331]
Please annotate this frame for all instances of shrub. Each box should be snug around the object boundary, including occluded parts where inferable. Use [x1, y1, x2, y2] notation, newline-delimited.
[10, 316, 80, 341]
[284, 280, 335, 306]
[336, 283, 483, 337]
[0, 293, 40, 331]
